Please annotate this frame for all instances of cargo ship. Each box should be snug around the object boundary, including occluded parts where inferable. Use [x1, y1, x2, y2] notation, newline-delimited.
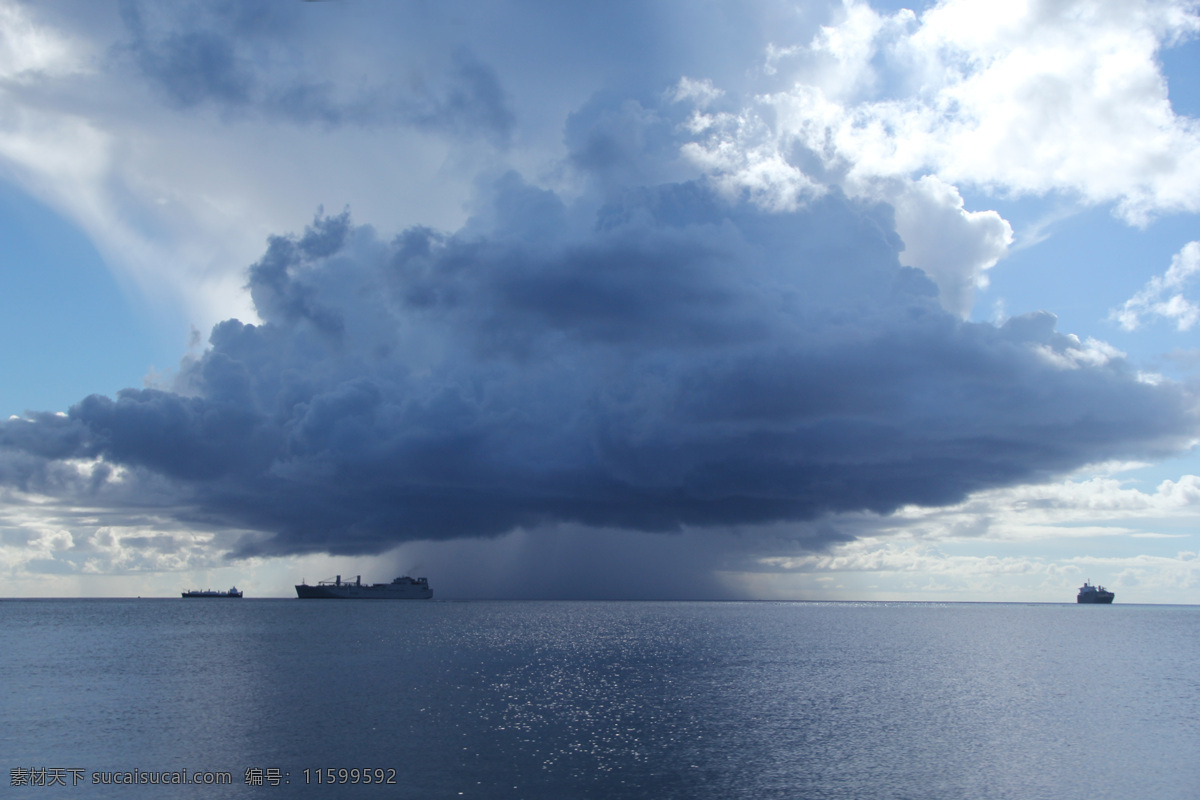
[295, 575, 432, 599]
[1076, 581, 1114, 604]
[182, 587, 243, 598]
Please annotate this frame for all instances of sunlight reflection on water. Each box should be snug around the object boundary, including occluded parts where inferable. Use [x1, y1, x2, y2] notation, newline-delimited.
[1, 599, 1197, 799]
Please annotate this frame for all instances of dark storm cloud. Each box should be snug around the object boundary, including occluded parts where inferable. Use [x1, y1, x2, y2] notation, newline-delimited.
[116, 0, 514, 142]
[1, 165, 1195, 558]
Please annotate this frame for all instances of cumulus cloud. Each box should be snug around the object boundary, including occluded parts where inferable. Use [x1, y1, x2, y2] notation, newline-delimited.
[0, 1, 82, 79]
[4, 0, 1196, 332]
[751, 534, 1200, 600]
[1111, 240, 1200, 330]
[889, 176, 1012, 316]
[117, 1, 515, 141]
[872, 471, 1200, 544]
[0, 159, 1194, 560]
[740, 468, 1200, 600]
[2, 0, 1200, 594]
[801, 0, 1200, 218]
[707, 463, 1194, 578]
[0, 0, 522, 332]
[677, 0, 1200, 311]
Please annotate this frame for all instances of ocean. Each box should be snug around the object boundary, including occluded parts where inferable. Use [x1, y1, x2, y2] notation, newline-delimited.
[2, 599, 1197, 799]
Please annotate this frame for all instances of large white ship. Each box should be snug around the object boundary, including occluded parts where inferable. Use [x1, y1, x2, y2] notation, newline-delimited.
[295, 574, 432, 599]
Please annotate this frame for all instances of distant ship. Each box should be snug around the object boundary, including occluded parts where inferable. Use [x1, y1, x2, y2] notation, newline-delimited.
[182, 587, 243, 598]
[1077, 581, 1114, 604]
[295, 575, 432, 599]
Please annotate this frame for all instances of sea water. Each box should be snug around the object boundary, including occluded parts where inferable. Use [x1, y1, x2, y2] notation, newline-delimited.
[1, 599, 1197, 799]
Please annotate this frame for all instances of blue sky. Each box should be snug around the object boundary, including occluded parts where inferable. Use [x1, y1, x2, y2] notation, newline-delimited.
[0, 181, 181, 416]
[1, 0, 1199, 601]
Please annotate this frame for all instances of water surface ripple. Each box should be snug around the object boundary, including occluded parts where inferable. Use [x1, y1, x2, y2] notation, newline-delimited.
[2, 600, 1195, 799]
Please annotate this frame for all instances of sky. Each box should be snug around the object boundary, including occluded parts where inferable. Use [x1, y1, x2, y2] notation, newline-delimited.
[2, 0, 1200, 602]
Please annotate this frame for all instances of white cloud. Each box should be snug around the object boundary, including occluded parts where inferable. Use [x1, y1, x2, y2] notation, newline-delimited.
[804, 0, 915, 99]
[0, 485, 247, 579]
[745, 536, 1200, 600]
[671, 76, 723, 107]
[1032, 334, 1126, 370]
[0, 1, 83, 80]
[677, 0, 1200, 313]
[1111, 240, 1200, 330]
[0, 1, 491, 333]
[887, 472, 1200, 536]
[890, 175, 1012, 315]
[735, 468, 1200, 601]
[5, 0, 1195, 329]
[763, 539, 1059, 577]
[862, 0, 1200, 222]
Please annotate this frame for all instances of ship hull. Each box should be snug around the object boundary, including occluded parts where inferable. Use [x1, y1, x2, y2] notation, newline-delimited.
[1077, 594, 1114, 604]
